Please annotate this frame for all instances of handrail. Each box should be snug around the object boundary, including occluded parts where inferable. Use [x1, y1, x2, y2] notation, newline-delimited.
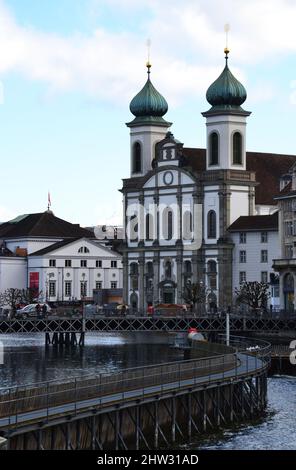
[0, 337, 271, 424]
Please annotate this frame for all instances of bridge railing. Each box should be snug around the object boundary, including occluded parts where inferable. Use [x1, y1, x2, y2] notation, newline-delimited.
[218, 335, 272, 368]
[0, 338, 270, 425]
[0, 352, 236, 421]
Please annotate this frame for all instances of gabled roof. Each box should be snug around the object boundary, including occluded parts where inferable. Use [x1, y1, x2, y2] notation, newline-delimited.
[0, 212, 93, 239]
[228, 211, 278, 232]
[29, 237, 122, 258]
[182, 148, 296, 206]
[29, 238, 80, 256]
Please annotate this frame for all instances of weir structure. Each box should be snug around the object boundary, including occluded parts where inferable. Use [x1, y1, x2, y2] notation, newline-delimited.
[0, 337, 270, 450]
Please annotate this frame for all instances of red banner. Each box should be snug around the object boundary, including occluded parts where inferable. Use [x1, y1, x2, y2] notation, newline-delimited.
[29, 272, 39, 291]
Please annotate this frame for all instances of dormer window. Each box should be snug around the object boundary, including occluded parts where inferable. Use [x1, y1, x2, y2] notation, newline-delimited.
[233, 132, 243, 165]
[78, 246, 90, 254]
[132, 142, 142, 174]
[209, 132, 219, 166]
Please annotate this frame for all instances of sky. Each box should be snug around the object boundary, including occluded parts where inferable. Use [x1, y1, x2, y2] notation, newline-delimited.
[1, 0, 296, 226]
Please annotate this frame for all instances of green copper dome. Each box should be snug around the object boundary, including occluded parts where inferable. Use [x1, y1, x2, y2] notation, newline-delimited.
[129, 66, 168, 122]
[206, 54, 247, 112]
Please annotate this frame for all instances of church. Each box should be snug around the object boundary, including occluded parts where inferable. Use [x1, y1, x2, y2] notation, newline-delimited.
[121, 48, 296, 314]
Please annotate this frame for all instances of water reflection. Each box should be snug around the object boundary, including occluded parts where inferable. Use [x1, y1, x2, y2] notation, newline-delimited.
[193, 376, 296, 450]
[0, 332, 183, 388]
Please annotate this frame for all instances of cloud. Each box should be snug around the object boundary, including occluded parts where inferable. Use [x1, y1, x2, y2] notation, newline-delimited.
[0, 205, 16, 222]
[0, 0, 294, 107]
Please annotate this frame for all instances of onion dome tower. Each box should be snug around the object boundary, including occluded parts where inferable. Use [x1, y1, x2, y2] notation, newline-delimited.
[206, 50, 247, 113]
[127, 63, 172, 177]
[202, 48, 251, 171]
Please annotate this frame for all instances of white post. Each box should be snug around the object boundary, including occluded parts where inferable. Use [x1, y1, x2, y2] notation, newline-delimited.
[226, 312, 230, 346]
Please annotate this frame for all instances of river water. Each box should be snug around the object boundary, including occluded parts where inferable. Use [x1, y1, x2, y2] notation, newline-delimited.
[0, 333, 295, 450]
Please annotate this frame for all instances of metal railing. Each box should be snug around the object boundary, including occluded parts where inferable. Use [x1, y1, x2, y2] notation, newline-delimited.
[0, 338, 271, 427]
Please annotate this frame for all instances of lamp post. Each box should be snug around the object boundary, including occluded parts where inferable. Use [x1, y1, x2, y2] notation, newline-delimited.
[80, 273, 86, 347]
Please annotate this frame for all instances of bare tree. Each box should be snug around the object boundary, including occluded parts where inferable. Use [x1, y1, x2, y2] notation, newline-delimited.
[235, 281, 270, 314]
[22, 288, 43, 305]
[183, 282, 209, 315]
[0, 289, 24, 318]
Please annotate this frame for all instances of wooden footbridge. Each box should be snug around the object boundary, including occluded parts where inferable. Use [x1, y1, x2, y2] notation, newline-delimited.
[0, 337, 271, 450]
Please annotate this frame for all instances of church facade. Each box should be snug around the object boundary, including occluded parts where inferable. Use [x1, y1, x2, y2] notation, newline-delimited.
[121, 53, 296, 314]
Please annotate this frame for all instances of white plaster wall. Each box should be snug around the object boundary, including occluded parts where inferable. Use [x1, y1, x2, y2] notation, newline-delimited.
[0, 258, 27, 293]
[130, 125, 169, 177]
[231, 230, 280, 303]
[205, 114, 247, 171]
[230, 189, 249, 225]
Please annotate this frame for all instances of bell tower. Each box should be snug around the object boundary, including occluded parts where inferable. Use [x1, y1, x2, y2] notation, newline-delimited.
[126, 62, 172, 177]
[202, 49, 251, 171]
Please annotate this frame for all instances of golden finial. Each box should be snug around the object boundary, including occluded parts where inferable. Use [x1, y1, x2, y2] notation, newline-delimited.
[224, 23, 230, 59]
[146, 38, 152, 74]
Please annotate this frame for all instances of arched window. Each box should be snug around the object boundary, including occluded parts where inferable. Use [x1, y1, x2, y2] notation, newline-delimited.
[130, 214, 138, 241]
[145, 213, 153, 241]
[183, 211, 193, 240]
[184, 260, 192, 274]
[209, 132, 219, 166]
[167, 211, 173, 240]
[233, 132, 243, 165]
[207, 260, 217, 290]
[146, 262, 154, 277]
[78, 246, 90, 254]
[162, 208, 174, 241]
[130, 263, 138, 276]
[165, 261, 172, 279]
[132, 142, 142, 174]
[207, 211, 216, 239]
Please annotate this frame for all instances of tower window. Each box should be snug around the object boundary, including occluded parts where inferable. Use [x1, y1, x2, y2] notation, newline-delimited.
[233, 132, 243, 165]
[207, 211, 216, 239]
[132, 142, 142, 174]
[209, 132, 219, 166]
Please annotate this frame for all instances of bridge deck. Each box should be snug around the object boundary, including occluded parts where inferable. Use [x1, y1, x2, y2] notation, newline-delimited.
[0, 316, 295, 333]
[0, 352, 266, 431]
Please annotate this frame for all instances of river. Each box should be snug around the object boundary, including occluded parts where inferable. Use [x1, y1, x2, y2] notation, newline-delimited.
[0, 332, 295, 450]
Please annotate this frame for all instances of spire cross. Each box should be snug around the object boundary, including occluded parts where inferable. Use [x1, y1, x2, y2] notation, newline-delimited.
[224, 23, 230, 63]
[146, 38, 152, 76]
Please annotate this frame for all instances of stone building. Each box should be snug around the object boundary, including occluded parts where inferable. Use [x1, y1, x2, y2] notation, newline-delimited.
[273, 164, 296, 312]
[0, 211, 123, 303]
[120, 52, 296, 313]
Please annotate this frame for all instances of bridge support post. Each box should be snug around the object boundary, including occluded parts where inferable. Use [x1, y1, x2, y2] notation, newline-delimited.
[187, 394, 192, 440]
[115, 411, 120, 450]
[154, 401, 159, 449]
[71, 333, 77, 346]
[59, 333, 64, 345]
[230, 383, 234, 422]
[203, 390, 207, 432]
[79, 333, 85, 347]
[45, 333, 51, 346]
[135, 406, 140, 450]
[65, 333, 70, 347]
[171, 397, 176, 443]
[76, 421, 81, 450]
[216, 387, 221, 427]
